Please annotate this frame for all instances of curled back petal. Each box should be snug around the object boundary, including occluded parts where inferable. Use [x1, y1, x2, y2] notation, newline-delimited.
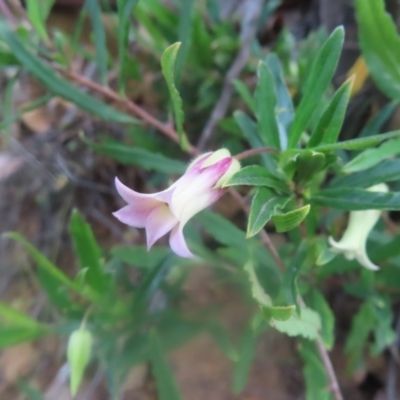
[113, 204, 158, 228]
[169, 224, 194, 258]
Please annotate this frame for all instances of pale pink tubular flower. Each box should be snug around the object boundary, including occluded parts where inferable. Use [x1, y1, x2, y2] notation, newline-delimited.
[113, 149, 240, 258]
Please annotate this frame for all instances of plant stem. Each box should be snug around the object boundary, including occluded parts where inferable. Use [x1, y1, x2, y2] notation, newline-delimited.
[234, 147, 279, 160]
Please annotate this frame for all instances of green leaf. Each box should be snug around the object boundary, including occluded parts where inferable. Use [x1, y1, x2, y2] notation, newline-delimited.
[161, 43, 189, 150]
[356, 0, 400, 100]
[111, 245, 170, 268]
[117, 0, 140, 89]
[0, 301, 46, 329]
[0, 22, 136, 124]
[295, 151, 326, 184]
[247, 188, 291, 237]
[233, 110, 277, 172]
[82, 137, 186, 174]
[85, 0, 108, 85]
[197, 210, 247, 247]
[310, 187, 400, 210]
[309, 289, 335, 350]
[272, 205, 310, 233]
[273, 308, 321, 340]
[265, 53, 294, 137]
[4, 232, 82, 292]
[244, 261, 295, 321]
[69, 209, 106, 292]
[233, 79, 255, 112]
[345, 301, 375, 372]
[175, 0, 195, 82]
[308, 79, 352, 147]
[223, 166, 289, 193]
[0, 327, 48, 349]
[299, 340, 334, 400]
[254, 61, 280, 149]
[288, 27, 344, 148]
[26, 0, 54, 42]
[310, 130, 400, 152]
[233, 320, 265, 394]
[342, 137, 400, 173]
[330, 159, 400, 188]
[149, 331, 182, 400]
[359, 102, 397, 138]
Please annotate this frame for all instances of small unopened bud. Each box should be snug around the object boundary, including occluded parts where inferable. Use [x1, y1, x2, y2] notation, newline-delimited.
[67, 327, 92, 396]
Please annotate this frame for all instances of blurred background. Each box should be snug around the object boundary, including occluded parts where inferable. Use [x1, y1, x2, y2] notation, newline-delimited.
[0, 0, 400, 399]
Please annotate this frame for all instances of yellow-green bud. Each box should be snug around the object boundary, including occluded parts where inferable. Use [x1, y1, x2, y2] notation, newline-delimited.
[67, 327, 92, 396]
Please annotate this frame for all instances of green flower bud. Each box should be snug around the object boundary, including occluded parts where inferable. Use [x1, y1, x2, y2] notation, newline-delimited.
[67, 327, 92, 396]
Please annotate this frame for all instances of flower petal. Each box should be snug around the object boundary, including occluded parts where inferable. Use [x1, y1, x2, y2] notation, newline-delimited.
[180, 189, 224, 226]
[115, 177, 161, 205]
[170, 158, 232, 219]
[146, 204, 178, 249]
[169, 225, 194, 258]
[113, 204, 156, 228]
[356, 248, 380, 271]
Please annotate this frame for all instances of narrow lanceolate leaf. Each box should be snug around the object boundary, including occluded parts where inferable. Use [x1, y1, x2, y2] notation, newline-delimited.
[149, 331, 183, 400]
[117, 0, 140, 89]
[273, 308, 321, 340]
[233, 79, 255, 112]
[82, 137, 186, 174]
[254, 61, 281, 149]
[0, 301, 47, 329]
[310, 188, 400, 210]
[223, 166, 289, 193]
[299, 341, 333, 400]
[308, 78, 352, 148]
[309, 289, 335, 350]
[330, 159, 400, 189]
[85, 0, 108, 85]
[342, 137, 400, 173]
[272, 205, 310, 233]
[4, 232, 81, 291]
[265, 53, 294, 135]
[26, 0, 53, 42]
[0, 327, 48, 350]
[247, 188, 291, 237]
[288, 27, 344, 148]
[0, 22, 136, 124]
[69, 209, 106, 293]
[233, 324, 259, 394]
[161, 43, 189, 150]
[356, 0, 400, 100]
[309, 130, 400, 152]
[233, 111, 277, 173]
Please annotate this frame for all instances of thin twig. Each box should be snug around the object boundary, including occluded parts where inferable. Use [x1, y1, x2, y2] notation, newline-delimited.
[196, 0, 264, 150]
[234, 147, 279, 160]
[60, 69, 200, 156]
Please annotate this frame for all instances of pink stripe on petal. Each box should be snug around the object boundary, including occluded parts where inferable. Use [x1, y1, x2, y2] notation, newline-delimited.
[169, 225, 194, 258]
[113, 204, 156, 228]
[170, 158, 232, 219]
[146, 204, 178, 249]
